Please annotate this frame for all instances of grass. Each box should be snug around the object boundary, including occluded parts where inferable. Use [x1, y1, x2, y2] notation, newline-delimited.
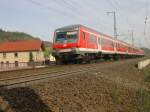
[111, 87, 120, 104]
[137, 66, 150, 112]
[136, 89, 150, 112]
[143, 69, 150, 82]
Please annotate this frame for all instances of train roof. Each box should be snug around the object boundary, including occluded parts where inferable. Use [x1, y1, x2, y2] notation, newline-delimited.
[56, 24, 115, 39]
[56, 24, 80, 32]
[56, 24, 141, 50]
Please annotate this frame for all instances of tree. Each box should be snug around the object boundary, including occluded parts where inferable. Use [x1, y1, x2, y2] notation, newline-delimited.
[29, 52, 33, 61]
[0, 29, 3, 32]
[44, 47, 51, 58]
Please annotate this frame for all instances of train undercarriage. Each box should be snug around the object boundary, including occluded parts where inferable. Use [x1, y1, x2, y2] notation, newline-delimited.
[53, 50, 144, 64]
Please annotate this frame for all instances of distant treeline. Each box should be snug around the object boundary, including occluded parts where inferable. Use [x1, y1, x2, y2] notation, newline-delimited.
[141, 48, 150, 57]
[0, 29, 53, 57]
[0, 29, 39, 42]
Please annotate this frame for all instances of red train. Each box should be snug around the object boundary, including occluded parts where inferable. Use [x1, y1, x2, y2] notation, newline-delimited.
[52, 24, 144, 63]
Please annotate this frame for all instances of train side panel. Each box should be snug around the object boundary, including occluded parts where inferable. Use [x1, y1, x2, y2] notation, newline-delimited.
[116, 42, 128, 54]
[80, 27, 98, 50]
[52, 24, 144, 63]
[101, 38, 114, 53]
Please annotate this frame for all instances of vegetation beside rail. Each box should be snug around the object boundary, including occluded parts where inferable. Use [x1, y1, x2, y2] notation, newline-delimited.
[137, 65, 150, 112]
[0, 58, 150, 112]
[0, 29, 38, 42]
[136, 89, 150, 112]
[144, 68, 150, 82]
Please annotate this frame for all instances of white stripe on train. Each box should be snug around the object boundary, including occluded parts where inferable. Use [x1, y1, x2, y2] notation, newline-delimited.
[58, 48, 140, 55]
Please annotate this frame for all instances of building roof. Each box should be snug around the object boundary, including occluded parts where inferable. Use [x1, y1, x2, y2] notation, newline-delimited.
[0, 40, 44, 53]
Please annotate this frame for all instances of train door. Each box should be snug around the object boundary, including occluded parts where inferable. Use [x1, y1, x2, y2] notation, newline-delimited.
[81, 31, 87, 48]
[114, 41, 117, 53]
[89, 34, 98, 49]
[98, 37, 101, 50]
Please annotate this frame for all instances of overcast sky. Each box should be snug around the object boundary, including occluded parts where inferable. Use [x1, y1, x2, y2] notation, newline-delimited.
[0, 0, 150, 48]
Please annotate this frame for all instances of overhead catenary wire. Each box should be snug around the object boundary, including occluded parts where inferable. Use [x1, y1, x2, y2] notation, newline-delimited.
[105, 0, 141, 46]
[25, 0, 110, 30]
[25, 0, 109, 34]
[53, 0, 87, 21]
[105, 0, 130, 27]
[54, 0, 113, 32]
[105, 0, 117, 10]
[24, 0, 68, 16]
[113, 0, 121, 9]
[23, 0, 146, 47]
[62, 0, 114, 33]
[143, 0, 150, 46]
[23, 0, 88, 22]
[70, 0, 117, 34]
[144, 0, 149, 36]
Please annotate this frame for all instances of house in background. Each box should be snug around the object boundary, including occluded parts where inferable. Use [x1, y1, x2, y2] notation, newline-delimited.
[0, 40, 45, 68]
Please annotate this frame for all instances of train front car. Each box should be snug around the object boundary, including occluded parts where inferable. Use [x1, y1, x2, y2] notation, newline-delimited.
[52, 24, 145, 64]
[52, 25, 80, 64]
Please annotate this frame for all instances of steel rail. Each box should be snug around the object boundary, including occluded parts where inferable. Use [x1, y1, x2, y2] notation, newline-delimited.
[0, 64, 102, 88]
[0, 60, 110, 82]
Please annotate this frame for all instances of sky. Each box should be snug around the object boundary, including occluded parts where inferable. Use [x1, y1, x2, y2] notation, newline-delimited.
[0, 0, 150, 48]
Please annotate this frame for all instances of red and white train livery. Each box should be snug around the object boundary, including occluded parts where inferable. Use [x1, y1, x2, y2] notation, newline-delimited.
[52, 24, 144, 63]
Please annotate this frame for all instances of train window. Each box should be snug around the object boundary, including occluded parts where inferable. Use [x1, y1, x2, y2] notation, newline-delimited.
[101, 38, 114, 47]
[55, 31, 77, 43]
[82, 32, 86, 40]
[112, 42, 114, 47]
[101, 38, 105, 46]
[89, 34, 97, 43]
[115, 43, 117, 47]
[67, 32, 77, 43]
[55, 32, 66, 43]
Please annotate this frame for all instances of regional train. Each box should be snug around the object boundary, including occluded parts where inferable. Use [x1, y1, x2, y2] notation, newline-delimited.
[52, 24, 144, 64]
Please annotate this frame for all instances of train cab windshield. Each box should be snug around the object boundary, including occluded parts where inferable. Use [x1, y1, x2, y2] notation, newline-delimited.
[55, 31, 78, 43]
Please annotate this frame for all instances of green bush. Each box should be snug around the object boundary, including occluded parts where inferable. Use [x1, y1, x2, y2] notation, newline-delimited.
[111, 87, 120, 104]
[136, 89, 150, 112]
[144, 70, 150, 82]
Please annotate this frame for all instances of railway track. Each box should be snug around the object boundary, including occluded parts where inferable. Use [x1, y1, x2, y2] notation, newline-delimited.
[0, 59, 115, 80]
[0, 64, 104, 88]
[0, 58, 144, 88]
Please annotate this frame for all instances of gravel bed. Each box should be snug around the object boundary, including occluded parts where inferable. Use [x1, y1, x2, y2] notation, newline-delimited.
[0, 58, 149, 112]
[0, 58, 145, 80]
